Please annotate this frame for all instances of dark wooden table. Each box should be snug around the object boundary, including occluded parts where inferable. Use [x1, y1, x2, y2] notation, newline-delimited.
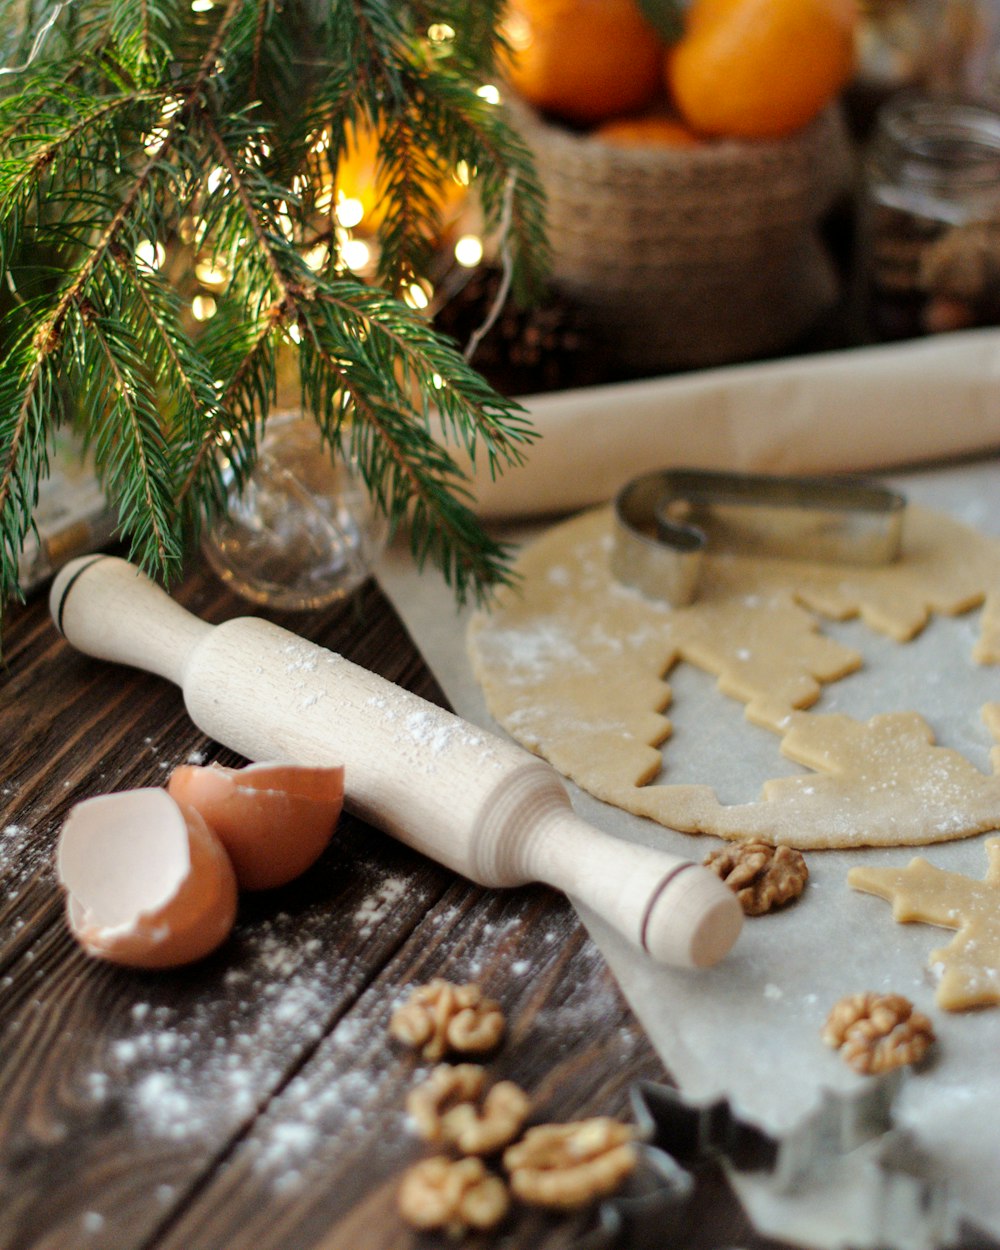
[0, 558, 784, 1250]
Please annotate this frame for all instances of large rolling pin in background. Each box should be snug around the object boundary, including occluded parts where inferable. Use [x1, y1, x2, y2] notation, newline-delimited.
[51, 555, 742, 969]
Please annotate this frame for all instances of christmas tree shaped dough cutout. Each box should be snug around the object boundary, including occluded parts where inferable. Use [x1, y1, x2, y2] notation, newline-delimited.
[849, 839, 1000, 1010]
[468, 503, 1000, 849]
[618, 709, 1000, 849]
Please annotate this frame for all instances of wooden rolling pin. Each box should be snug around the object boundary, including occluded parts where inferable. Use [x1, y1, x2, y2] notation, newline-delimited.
[50, 555, 742, 968]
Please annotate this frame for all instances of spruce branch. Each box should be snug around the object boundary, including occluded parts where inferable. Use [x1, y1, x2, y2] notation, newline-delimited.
[196, 106, 525, 601]
[70, 295, 180, 575]
[0, 0, 549, 629]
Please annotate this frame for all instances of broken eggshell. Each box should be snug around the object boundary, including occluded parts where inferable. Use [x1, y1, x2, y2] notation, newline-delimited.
[57, 788, 238, 969]
[166, 761, 345, 890]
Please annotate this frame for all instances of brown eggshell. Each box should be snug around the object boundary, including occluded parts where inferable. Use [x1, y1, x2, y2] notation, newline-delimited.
[166, 761, 345, 890]
[57, 788, 238, 969]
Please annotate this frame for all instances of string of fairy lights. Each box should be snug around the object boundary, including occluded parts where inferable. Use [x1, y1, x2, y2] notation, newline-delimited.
[4, 4, 505, 350]
[132, 8, 496, 328]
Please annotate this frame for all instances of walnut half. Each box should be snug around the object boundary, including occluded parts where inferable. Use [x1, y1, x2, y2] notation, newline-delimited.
[703, 841, 808, 915]
[390, 979, 505, 1061]
[821, 991, 936, 1074]
[503, 1118, 637, 1210]
[397, 1155, 509, 1235]
[407, 1064, 531, 1155]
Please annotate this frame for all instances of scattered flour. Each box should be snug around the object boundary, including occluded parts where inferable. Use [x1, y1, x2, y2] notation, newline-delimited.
[0, 822, 50, 886]
[353, 875, 409, 938]
[81, 912, 352, 1147]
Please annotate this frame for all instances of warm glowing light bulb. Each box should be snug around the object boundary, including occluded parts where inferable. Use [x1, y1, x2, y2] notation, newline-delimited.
[142, 127, 169, 156]
[454, 235, 483, 267]
[335, 195, 365, 228]
[207, 166, 228, 194]
[194, 259, 229, 288]
[428, 23, 456, 43]
[405, 281, 431, 310]
[304, 243, 330, 272]
[191, 0, 214, 10]
[477, 84, 501, 105]
[454, 160, 474, 187]
[275, 204, 294, 241]
[191, 295, 217, 321]
[135, 239, 166, 271]
[503, 14, 533, 50]
[342, 239, 371, 271]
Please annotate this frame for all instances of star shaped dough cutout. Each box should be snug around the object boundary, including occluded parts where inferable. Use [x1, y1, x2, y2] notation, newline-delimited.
[849, 839, 1000, 1010]
[467, 503, 1000, 849]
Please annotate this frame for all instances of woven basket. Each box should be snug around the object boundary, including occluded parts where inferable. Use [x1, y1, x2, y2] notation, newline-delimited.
[508, 98, 853, 372]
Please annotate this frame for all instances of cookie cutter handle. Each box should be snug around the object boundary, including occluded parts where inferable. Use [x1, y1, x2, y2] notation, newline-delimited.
[611, 472, 706, 607]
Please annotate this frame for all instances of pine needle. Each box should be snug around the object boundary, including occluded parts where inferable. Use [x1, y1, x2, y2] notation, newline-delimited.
[0, 0, 549, 633]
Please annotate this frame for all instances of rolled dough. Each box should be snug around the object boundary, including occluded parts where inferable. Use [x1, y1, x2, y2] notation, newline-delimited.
[468, 503, 1000, 849]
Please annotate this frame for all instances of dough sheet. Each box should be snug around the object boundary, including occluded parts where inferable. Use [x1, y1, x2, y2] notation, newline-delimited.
[468, 503, 1000, 849]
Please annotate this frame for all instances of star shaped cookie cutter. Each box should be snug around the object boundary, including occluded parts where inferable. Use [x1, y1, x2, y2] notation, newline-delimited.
[571, 1073, 997, 1250]
[611, 468, 906, 606]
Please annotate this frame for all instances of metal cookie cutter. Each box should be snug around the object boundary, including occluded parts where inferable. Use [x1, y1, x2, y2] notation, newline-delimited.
[611, 468, 906, 606]
[569, 1075, 997, 1250]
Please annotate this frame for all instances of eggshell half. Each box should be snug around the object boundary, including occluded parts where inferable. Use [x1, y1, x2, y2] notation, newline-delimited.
[57, 788, 238, 969]
[166, 762, 345, 890]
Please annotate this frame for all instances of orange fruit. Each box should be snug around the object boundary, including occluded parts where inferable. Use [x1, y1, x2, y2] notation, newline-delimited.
[593, 114, 702, 147]
[666, 0, 858, 139]
[502, 0, 665, 126]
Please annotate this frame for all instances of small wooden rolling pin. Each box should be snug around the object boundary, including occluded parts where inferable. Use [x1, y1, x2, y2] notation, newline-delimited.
[50, 555, 742, 968]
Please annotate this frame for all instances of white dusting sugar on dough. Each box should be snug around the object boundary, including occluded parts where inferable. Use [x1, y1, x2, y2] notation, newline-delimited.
[468, 502, 1000, 850]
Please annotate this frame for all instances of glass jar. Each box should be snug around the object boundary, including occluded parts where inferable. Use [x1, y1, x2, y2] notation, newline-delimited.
[862, 94, 1000, 339]
[202, 411, 388, 610]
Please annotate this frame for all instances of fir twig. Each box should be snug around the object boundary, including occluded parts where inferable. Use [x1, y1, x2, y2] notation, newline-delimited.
[0, 0, 549, 630]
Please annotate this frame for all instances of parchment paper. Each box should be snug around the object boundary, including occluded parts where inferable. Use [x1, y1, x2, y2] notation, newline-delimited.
[377, 460, 1000, 1247]
[433, 328, 1000, 519]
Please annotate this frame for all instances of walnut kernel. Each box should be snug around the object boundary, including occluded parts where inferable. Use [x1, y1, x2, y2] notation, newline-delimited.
[407, 1064, 531, 1155]
[397, 1155, 509, 1234]
[503, 1117, 637, 1210]
[822, 992, 935, 1074]
[390, 979, 505, 1060]
[703, 841, 808, 915]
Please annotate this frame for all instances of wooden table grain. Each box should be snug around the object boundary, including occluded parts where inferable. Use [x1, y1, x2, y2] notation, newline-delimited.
[1, 561, 776, 1250]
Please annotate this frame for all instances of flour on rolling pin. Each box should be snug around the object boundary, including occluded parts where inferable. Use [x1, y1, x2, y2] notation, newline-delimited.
[50, 555, 742, 970]
[276, 638, 510, 773]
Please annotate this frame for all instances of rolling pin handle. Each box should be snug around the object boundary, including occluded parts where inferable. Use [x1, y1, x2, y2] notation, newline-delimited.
[523, 799, 742, 969]
[641, 862, 743, 968]
[51, 555, 211, 686]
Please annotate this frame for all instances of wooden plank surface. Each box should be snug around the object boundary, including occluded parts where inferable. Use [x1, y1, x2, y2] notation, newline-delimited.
[0, 564, 722, 1250]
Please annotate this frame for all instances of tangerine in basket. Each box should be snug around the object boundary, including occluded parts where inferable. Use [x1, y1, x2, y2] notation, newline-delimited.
[666, 0, 858, 139]
[502, 0, 665, 126]
[593, 114, 702, 147]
